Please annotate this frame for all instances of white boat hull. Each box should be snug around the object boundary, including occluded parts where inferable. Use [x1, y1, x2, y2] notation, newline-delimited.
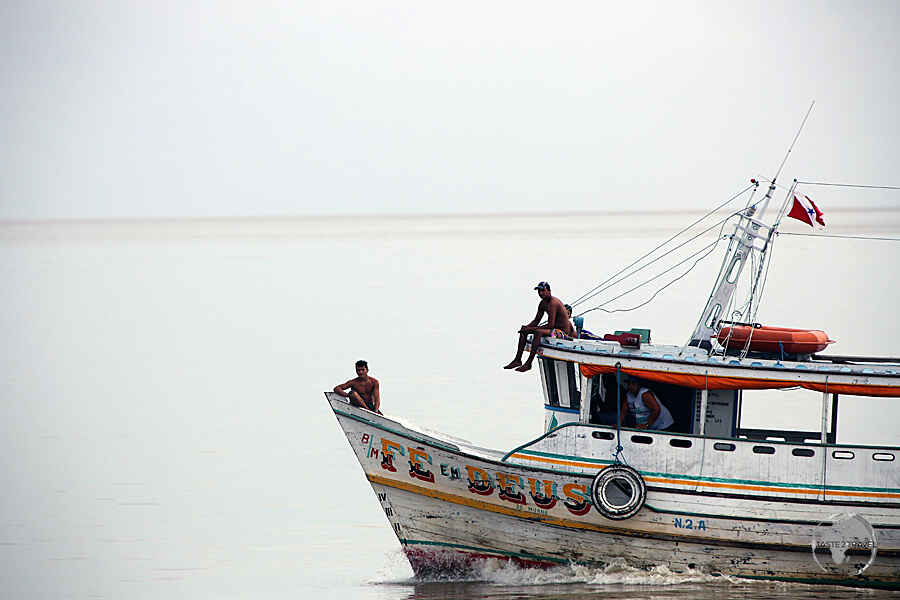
[328, 393, 900, 589]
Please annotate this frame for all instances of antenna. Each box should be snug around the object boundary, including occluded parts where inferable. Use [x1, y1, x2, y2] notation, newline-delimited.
[773, 101, 814, 183]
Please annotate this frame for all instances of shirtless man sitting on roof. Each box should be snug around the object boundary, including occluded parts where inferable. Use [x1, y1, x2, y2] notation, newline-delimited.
[334, 360, 381, 414]
[504, 281, 575, 372]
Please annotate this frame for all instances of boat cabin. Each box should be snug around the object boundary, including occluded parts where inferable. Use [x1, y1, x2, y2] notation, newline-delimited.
[538, 354, 840, 445]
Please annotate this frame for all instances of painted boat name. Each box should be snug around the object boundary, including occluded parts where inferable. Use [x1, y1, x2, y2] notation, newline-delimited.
[361, 433, 592, 516]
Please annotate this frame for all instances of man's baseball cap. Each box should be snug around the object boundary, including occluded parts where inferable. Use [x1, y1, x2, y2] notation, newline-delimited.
[535, 281, 550, 291]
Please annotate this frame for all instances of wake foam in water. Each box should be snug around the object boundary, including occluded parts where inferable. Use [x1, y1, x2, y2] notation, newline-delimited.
[465, 557, 725, 587]
[376, 549, 744, 588]
[372, 551, 854, 599]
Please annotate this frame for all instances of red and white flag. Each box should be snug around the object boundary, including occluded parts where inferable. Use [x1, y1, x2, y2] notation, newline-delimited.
[787, 193, 825, 229]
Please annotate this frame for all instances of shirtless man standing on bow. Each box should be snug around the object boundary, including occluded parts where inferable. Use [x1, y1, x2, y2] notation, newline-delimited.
[334, 360, 381, 413]
[504, 282, 575, 372]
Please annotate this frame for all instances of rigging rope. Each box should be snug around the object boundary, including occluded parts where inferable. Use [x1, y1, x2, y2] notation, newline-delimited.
[714, 250, 758, 358]
[580, 236, 725, 315]
[745, 223, 777, 336]
[572, 211, 744, 315]
[569, 184, 756, 310]
[746, 236, 776, 353]
[614, 363, 625, 465]
[795, 181, 900, 190]
[778, 232, 900, 242]
[571, 177, 895, 325]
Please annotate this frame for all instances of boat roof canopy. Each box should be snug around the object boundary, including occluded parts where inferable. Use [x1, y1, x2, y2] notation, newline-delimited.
[579, 364, 900, 398]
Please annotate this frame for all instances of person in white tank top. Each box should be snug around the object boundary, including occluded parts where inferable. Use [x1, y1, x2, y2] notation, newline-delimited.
[621, 375, 674, 431]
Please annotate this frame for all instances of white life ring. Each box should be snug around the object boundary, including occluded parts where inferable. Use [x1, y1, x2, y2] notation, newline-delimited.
[590, 464, 646, 520]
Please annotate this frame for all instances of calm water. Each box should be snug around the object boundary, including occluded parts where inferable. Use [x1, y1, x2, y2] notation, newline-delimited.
[1, 210, 898, 599]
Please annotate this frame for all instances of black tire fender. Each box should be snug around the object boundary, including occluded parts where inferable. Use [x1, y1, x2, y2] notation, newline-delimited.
[590, 464, 646, 520]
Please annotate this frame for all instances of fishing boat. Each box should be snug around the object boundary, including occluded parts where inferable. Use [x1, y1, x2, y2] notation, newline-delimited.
[327, 177, 900, 588]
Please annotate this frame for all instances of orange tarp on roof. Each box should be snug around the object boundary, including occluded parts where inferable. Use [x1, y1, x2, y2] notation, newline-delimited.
[578, 364, 900, 397]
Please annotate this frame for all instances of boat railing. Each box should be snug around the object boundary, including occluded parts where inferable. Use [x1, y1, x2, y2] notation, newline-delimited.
[736, 427, 834, 444]
[811, 353, 900, 366]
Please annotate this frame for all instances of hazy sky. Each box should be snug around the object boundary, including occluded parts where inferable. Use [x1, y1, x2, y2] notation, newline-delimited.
[2, 1, 898, 220]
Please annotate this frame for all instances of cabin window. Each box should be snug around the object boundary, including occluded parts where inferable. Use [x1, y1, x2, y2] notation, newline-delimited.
[873, 453, 895, 462]
[735, 388, 830, 443]
[792, 448, 815, 457]
[669, 439, 692, 448]
[752, 445, 775, 455]
[589, 375, 696, 434]
[592, 431, 614, 440]
[538, 358, 580, 409]
[540, 358, 560, 407]
[631, 435, 653, 444]
[832, 451, 854, 460]
[714, 443, 736, 452]
[588, 375, 618, 426]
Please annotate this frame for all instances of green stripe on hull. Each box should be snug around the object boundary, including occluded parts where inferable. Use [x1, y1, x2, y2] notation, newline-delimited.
[512, 449, 900, 494]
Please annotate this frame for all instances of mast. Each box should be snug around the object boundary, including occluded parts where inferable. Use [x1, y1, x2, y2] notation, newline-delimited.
[688, 104, 814, 351]
[687, 181, 774, 349]
[744, 180, 799, 325]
